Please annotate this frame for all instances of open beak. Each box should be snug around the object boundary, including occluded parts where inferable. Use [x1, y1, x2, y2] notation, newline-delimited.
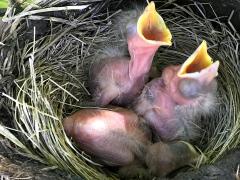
[136, 1, 172, 46]
[177, 40, 220, 84]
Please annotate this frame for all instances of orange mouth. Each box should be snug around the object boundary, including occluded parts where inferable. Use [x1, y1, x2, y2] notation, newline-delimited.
[137, 1, 172, 45]
[177, 40, 218, 79]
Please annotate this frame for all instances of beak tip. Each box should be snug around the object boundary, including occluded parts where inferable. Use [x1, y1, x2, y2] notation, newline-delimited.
[202, 40, 207, 45]
[147, 1, 156, 11]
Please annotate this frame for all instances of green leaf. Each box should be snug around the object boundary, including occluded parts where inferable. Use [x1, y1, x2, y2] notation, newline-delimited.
[0, 0, 8, 9]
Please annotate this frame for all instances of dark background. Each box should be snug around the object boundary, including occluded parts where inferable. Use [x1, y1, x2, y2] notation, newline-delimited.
[178, 0, 240, 33]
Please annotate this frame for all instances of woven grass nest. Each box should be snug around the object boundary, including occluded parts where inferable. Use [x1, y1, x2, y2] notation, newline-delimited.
[0, 0, 239, 179]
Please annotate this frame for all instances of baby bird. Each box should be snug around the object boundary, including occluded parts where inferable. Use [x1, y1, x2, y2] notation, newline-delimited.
[133, 40, 220, 142]
[63, 107, 201, 178]
[145, 141, 201, 177]
[63, 107, 151, 166]
[89, 2, 172, 106]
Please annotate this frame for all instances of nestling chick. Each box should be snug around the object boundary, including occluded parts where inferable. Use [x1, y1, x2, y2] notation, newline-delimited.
[145, 141, 201, 177]
[63, 107, 151, 166]
[119, 140, 202, 179]
[63, 107, 201, 178]
[89, 2, 172, 106]
[133, 40, 220, 142]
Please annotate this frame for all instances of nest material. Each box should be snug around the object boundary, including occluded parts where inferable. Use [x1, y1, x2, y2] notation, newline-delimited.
[0, 154, 78, 180]
[0, 0, 239, 179]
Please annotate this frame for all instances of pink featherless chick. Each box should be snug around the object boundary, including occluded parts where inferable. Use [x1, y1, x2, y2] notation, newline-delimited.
[133, 40, 220, 142]
[63, 107, 151, 167]
[63, 107, 201, 178]
[89, 1, 172, 106]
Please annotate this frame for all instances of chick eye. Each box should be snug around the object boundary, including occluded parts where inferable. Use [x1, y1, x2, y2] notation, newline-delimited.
[178, 79, 202, 98]
[126, 21, 137, 37]
[144, 87, 154, 102]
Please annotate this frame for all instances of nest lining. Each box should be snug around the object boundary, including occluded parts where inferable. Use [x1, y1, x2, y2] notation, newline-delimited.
[0, 0, 240, 179]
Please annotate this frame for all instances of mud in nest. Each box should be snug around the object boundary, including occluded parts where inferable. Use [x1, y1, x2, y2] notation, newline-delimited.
[0, 0, 239, 179]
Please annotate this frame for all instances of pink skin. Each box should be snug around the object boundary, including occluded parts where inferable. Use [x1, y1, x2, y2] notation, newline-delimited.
[63, 107, 201, 177]
[133, 65, 218, 142]
[63, 107, 151, 166]
[89, 1, 172, 107]
[89, 34, 161, 107]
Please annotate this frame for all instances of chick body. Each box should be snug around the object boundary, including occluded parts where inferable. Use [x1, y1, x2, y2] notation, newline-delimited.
[63, 107, 150, 166]
[89, 2, 172, 106]
[63, 107, 201, 178]
[133, 41, 219, 141]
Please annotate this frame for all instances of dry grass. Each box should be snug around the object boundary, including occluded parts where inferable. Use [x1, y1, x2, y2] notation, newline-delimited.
[0, 155, 33, 180]
[236, 165, 240, 180]
[0, 0, 239, 179]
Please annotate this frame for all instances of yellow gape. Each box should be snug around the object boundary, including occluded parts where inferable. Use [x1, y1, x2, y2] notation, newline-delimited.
[137, 1, 172, 45]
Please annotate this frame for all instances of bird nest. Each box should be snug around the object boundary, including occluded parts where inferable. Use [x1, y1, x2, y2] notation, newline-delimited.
[0, 0, 239, 179]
